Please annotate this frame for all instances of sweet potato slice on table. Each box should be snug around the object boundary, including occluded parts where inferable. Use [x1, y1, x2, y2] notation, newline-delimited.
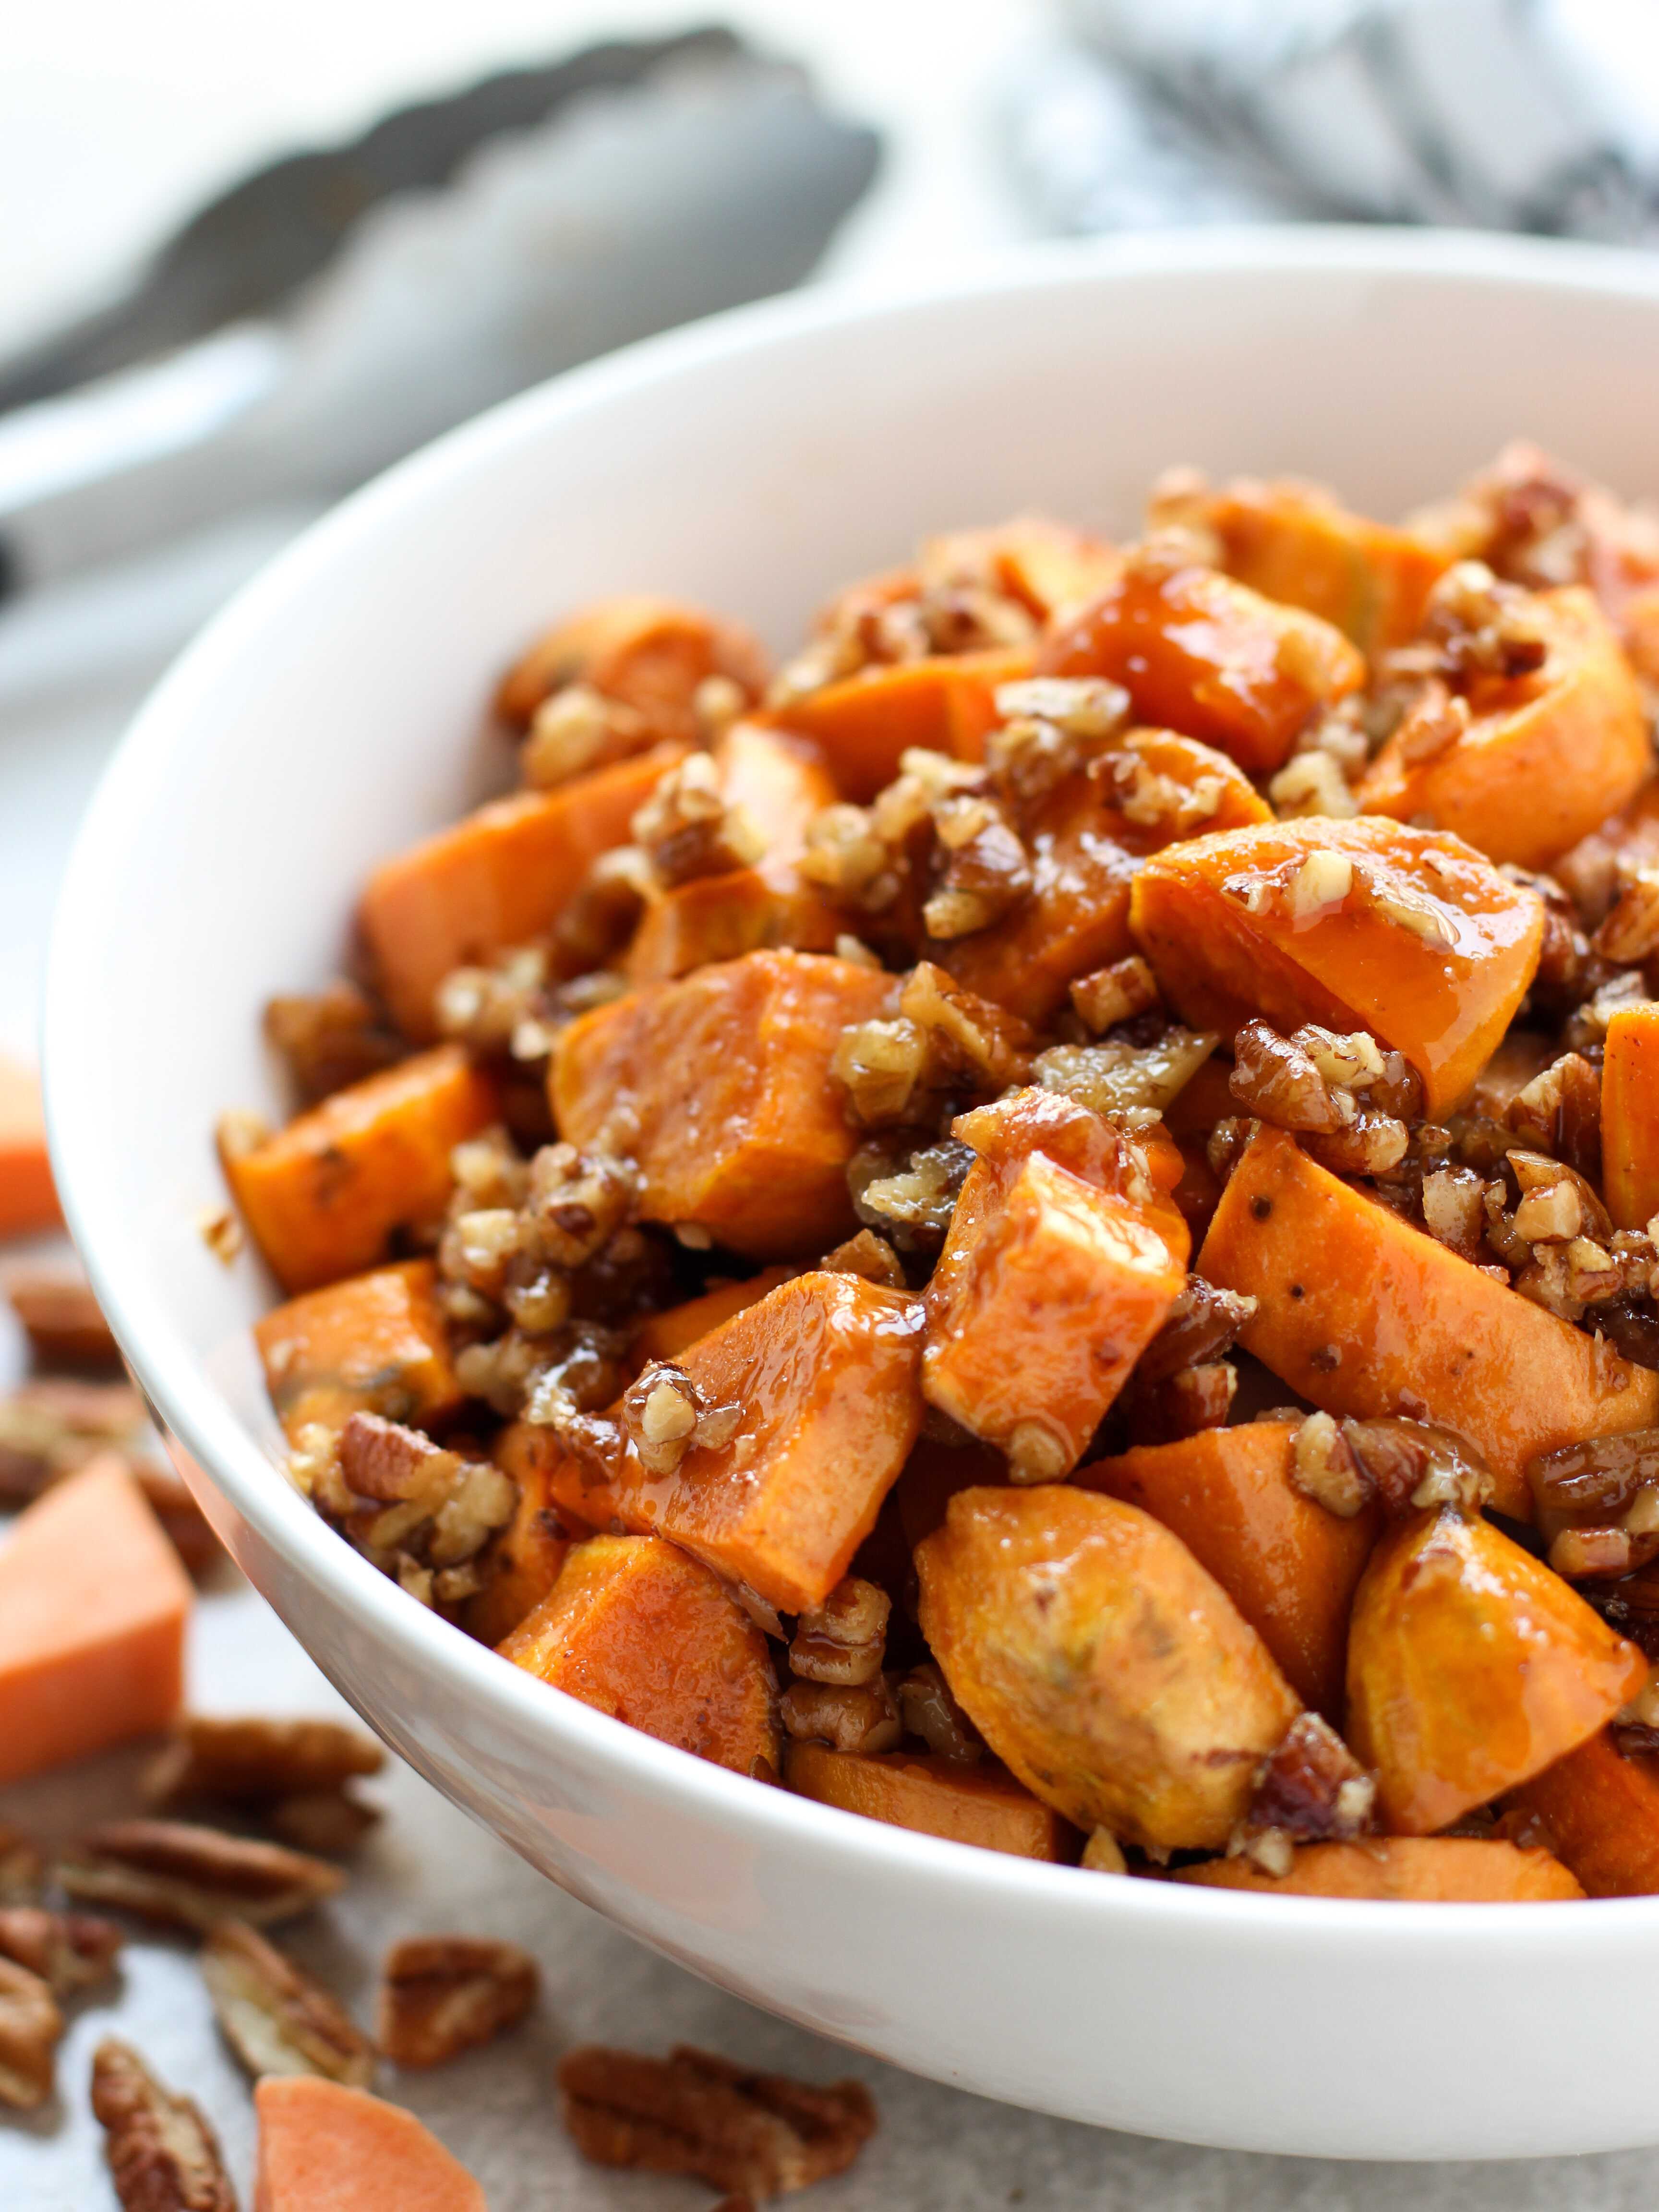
[1602, 1000, 1659, 1232]
[254, 1259, 460, 1443]
[494, 594, 769, 736]
[224, 1046, 497, 1295]
[1131, 816, 1544, 1114]
[0, 1054, 60, 1238]
[1175, 1838, 1582, 1902]
[547, 1270, 924, 1614]
[762, 649, 1033, 803]
[784, 1742, 1072, 1861]
[551, 949, 890, 1259]
[1358, 587, 1649, 866]
[256, 2074, 486, 2212]
[499, 1533, 779, 1775]
[1079, 1423, 1379, 1720]
[461, 1421, 589, 1647]
[1346, 1506, 1646, 1835]
[1504, 1728, 1659, 1898]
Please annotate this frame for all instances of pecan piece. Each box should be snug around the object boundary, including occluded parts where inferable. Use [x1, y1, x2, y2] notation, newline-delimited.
[0, 1376, 146, 1502]
[779, 1678, 902, 1754]
[1133, 1277, 1258, 1388]
[60, 1820, 344, 1931]
[263, 980, 403, 1105]
[0, 1956, 61, 2109]
[559, 2044, 877, 2198]
[202, 1920, 373, 2086]
[0, 1905, 121, 1994]
[1228, 1020, 1352, 1135]
[146, 1714, 383, 1812]
[0, 1822, 42, 1902]
[820, 1228, 906, 1287]
[91, 2038, 236, 2212]
[788, 1578, 890, 1687]
[376, 1935, 538, 2068]
[895, 1662, 983, 1764]
[264, 1792, 381, 1858]
[3, 1268, 119, 1367]
[1233, 1711, 1376, 1875]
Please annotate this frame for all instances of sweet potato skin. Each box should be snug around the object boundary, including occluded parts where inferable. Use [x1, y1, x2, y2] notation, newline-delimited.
[494, 595, 769, 735]
[1504, 1729, 1659, 1898]
[760, 648, 1032, 802]
[1174, 1838, 1583, 1901]
[1346, 1508, 1647, 1835]
[1199, 1126, 1659, 1518]
[1602, 1001, 1659, 1232]
[1202, 479, 1448, 654]
[225, 1046, 498, 1295]
[1130, 817, 1544, 1116]
[254, 1259, 461, 1443]
[550, 950, 890, 1259]
[499, 1533, 779, 1775]
[1078, 1423, 1379, 1720]
[461, 1422, 587, 1647]
[915, 1485, 1299, 1851]
[783, 1743, 1074, 1861]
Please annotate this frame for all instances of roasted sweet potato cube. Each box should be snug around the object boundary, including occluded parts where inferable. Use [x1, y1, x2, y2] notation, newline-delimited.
[1174, 1838, 1583, 1901]
[1504, 1729, 1659, 1898]
[224, 1046, 498, 1295]
[461, 1422, 590, 1647]
[1130, 817, 1544, 1114]
[1359, 588, 1650, 866]
[500, 1533, 778, 1773]
[547, 1271, 924, 1613]
[783, 1743, 1073, 1861]
[1346, 1507, 1646, 1835]
[494, 596, 769, 735]
[761, 649, 1032, 802]
[1602, 1001, 1659, 1232]
[629, 1269, 795, 1368]
[254, 1260, 461, 1443]
[550, 950, 890, 1258]
[1038, 549, 1365, 775]
[360, 745, 684, 1039]
[1078, 1423, 1379, 1720]
[922, 515, 1121, 622]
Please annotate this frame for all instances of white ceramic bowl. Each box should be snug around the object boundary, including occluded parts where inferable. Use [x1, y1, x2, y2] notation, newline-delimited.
[46, 229, 1659, 2161]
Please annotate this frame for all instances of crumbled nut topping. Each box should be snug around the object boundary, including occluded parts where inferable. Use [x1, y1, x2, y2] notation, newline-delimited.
[335, 1413, 516, 1583]
[377, 1936, 538, 2068]
[1004, 1420, 1074, 1485]
[1421, 1163, 1487, 1258]
[1234, 1713, 1375, 1866]
[0, 1827, 42, 1904]
[620, 1362, 744, 1476]
[1081, 1828, 1128, 1875]
[1268, 751, 1357, 820]
[195, 1205, 244, 1265]
[522, 682, 649, 788]
[798, 805, 901, 913]
[1418, 558, 1550, 684]
[264, 982, 404, 1105]
[0, 1906, 122, 1995]
[789, 1579, 890, 1686]
[1393, 677, 1472, 766]
[921, 792, 1032, 940]
[779, 1678, 902, 1755]
[0, 1956, 60, 2110]
[1034, 1026, 1217, 1122]
[1595, 867, 1659, 965]
[202, 1919, 374, 2086]
[896, 1662, 983, 1764]
[60, 1819, 345, 1932]
[1338, 1416, 1495, 1515]
[1100, 748, 1226, 835]
[1069, 955, 1160, 1035]
[1228, 1020, 1356, 1136]
[1134, 1278, 1259, 1387]
[820, 1229, 906, 1287]
[1507, 1052, 1603, 1182]
[1290, 1412, 1372, 1519]
[91, 2038, 237, 2212]
[1288, 848, 1352, 921]
[633, 753, 765, 887]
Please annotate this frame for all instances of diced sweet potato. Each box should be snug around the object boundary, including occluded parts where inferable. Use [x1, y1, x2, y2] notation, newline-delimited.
[1346, 1507, 1646, 1835]
[629, 1268, 795, 1366]
[783, 1742, 1073, 1860]
[1038, 550, 1365, 775]
[944, 732, 1270, 1025]
[1130, 816, 1544, 1114]
[1602, 1001, 1659, 1232]
[1174, 1837, 1583, 1901]
[253, 1260, 460, 1443]
[1078, 1423, 1379, 1720]
[0, 1054, 60, 1238]
[494, 595, 769, 736]
[915, 1485, 1299, 1851]
[255, 2075, 486, 2212]
[0, 1456, 191, 1784]
[225, 1046, 498, 1295]
[1504, 1729, 1659, 1898]
[550, 950, 890, 1258]
[1358, 588, 1649, 866]
[499, 1534, 779, 1775]
[461, 1421, 589, 1647]
[1199, 1126, 1659, 1517]
[360, 745, 684, 1039]
[761, 649, 1033, 803]
[547, 1271, 924, 1613]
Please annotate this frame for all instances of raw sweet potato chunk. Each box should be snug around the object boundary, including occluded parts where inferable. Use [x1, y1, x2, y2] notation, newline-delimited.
[1602, 1000, 1659, 1232]
[0, 1054, 60, 1238]
[499, 1534, 779, 1775]
[547, 1271, 924, 1613]
[762, 648, 1033, 803]
[255, 2074, 486, 2212]
[253, 1259, 461, 1443]
[461, 1421, 587, 1647]
[0, 1456, 191, 1784]
[1079, 1423, 1379, 1719]
[1131, 816, 1544, 1114]
[630, 1268, 795, 1367]
[1505, 1729, 1659, 1898]
[1359, 588, 1649, 866]
[551, 950, 890, 1258]
[225, 1046, 498, 1295]
[915, 1485, 1299, 1851]
[494, 594, 768, 736]
[783, 1742, 1073, 1860]
[1175, 1838, 1583, 1902]
[1200, 1126, 1659, 1517]
[1346, 1507, 1646, 1834]
[1039, 549, 1365, 775]
[360, 745, 684, 1038]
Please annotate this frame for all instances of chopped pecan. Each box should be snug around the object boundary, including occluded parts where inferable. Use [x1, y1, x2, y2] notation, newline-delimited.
[1508, 1051, 1602, 1182]
[376, 1935, 537, 2068]
[849, 1136, 974, 1254]
[895, 1662, 983, 1764]
[788, 1579, 890, 1686]
[0, 1905, 121, 1994]
[60, 1820, 344, 1932]
[1125, 1361, 1237, 1445]
[898, 962, 1035, 1093]
[1228, 1021, 1352, 1136]
[1134, 1278, 1258, 1388]
[525, 1141, 639, 1269]
[559, 2044, 877, 2198]
[265, 1792, 382, 1858]
[1530, 1429, 1659, 1523]
[523, 682, 649, 788]
[0, 1956, 60, 2109]
[620, 1362, 744, 1475]
[1595, 867, 1659, 965]
[91, 2038, 236, 2212]
[1234, 1712, 1375, 1872]
[338, 1414, 516, 1571]
[1034, 1027, 1217, 1121]
[3, 1269, 119, 1367]
[264, 981, 403, 1105]
[203, 1919, 373, 2086]
[779, 1678, 902, 1755]
[1302, 1111, 1410, 1177]
[820, 1229, 906, 1287]
[633, 753, 764, 887]
[1289, 1412, 1372, 1519]
[1069, 954, 1161, 1035]
[1267, 750, 1358, 819]
[146, 1714, 383, 1811]
[1341, 1416, 1494, 1515]
[1420, 559, 1550, 683]
[921, 793, 1032, 939]
[1420, 1163, 1486, 1258]
[0, 1824, 42, 1902]
[0, 1377, 146, 1502]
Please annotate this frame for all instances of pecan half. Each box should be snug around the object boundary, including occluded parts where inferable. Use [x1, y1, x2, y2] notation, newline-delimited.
[820, 1229, 906, 1287]
[146, 1714, 383, 1813]
[788, 1579, 890, 1686]
[91, 2038, 236, 2212]
[0, 1823, 42, 1902]
[202, 1920, 373, 2086]
[60, 1820, 344, 1931]
[559, 2044, 877, 2198]
[376, 1935, 537, 2068]
[0, 1956, 60, 2109]
[1132, 1277, 1258, 1388]
[264, 1792, 381, 1858]
[0, 1377, 145, 1502]
[779, 1678, 902, 1754]
[0, 1905, 121, 1994]
[3, 1269, 119, 1367]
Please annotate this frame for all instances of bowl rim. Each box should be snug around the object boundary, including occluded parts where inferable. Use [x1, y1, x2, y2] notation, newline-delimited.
[45, 221, 1659, 1950]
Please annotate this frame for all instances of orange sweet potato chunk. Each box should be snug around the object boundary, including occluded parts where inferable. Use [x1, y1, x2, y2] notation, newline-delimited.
[225, 1046, 498, 1295]
[494, 595, 769, 735]
[1130, 816, 1544, 1114]
[1358, 588, 1649, 866]
[254, 1259, 460, 1443]
[1038, 549, 1365, 775]
[784, 1742, 1074, 1861]
[0, 1456, 191, 1784]
[1078, 1423, 1378, 1720]
[1505, 1729, 1659, 1898]
[1199, 1126, 1659, 1518]
[761, 648, 1033, 803]
[461, 1421, 588, 1647]
[629, 1268, 795, 1367]
[1602, 1001, 1659, 1232]
[499, 1533, 778, 1775]
[547, 1270, 925, 1613]
[1175, 1838, 1583, 1901]
[1346, 1508, 1646, 1835]
[0, 1053, 60, 1238]
[256, 2075, 486, 2212]
[1194, 477, 1448, 654]
[551, 950, 890, 1259]
[360, 743, 685, 1039]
